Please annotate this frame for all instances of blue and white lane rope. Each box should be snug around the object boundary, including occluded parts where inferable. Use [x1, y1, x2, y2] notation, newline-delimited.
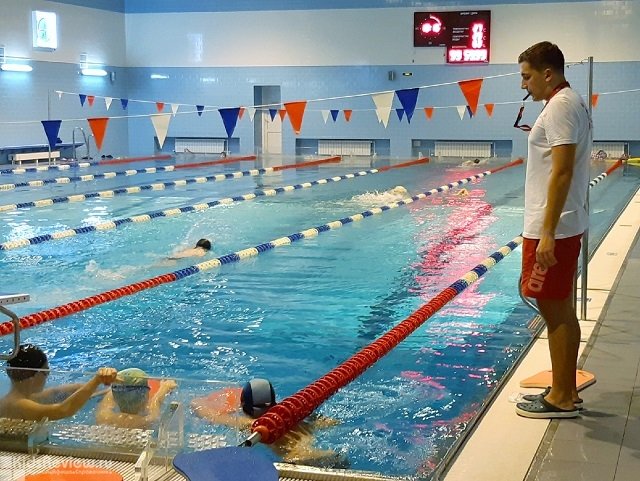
[0, 162, 92, 176]
[0, 163, 514, 251]
[0, 167, 281, 212]
[0, 165, 181, 191]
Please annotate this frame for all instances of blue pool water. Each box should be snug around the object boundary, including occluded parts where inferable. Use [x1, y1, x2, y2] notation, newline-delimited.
[0, 157, 637, 477]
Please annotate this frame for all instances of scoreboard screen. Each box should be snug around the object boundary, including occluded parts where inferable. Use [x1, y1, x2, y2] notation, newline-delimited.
[414, 11, 491, 64]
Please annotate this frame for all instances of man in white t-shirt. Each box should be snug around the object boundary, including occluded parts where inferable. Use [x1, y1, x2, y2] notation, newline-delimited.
[514, 42, 592, 419]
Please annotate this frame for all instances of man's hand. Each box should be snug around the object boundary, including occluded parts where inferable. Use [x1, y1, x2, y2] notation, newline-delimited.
[536, 234, 557, 269]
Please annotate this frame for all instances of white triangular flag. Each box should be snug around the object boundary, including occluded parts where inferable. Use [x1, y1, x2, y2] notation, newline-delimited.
[247, 107, 256, 122]
[105, 97, 112, 110]
[171, 103, 179, 117]
[456, 105, 466, 120]
[321, 110, 330, 124]
[56, 91, 63, 99]
[371, 92, 394, 128]
[150, 114, 172, 149]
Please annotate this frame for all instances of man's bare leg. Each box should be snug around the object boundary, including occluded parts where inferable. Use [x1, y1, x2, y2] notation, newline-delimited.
[536, 296, 581, 410]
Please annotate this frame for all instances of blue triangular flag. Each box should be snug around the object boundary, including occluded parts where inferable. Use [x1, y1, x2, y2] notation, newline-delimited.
[396, 108, 405, 121]
[120, 98, 129, 110]
[79, 94, 87, 107]
[41, 120, 63, 150]
[196, 105, 204, 117]
[466, 105, 474, 118]
[268, 109, 277, 121]
[330, 109, 339, 122]
[219, 107, 240, 138]
[395, 88, 419, 123]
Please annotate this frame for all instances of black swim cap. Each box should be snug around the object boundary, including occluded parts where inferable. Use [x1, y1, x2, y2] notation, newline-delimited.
[6, 344, 48, 382]
[240, 378, 276, 418]
[196, 238, 212, 251]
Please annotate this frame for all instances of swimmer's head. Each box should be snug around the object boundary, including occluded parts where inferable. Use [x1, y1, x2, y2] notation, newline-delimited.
[473, 158, 480, 164]
[240, 378, 276, 418]
[112, 368, 150, 414]
[195, 238, 212, 251]
[389, 186, 408, 195]
[6, 344, 49, 383]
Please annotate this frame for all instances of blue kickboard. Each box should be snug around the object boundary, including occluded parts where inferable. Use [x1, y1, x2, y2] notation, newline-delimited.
[173, 447, 279, 481]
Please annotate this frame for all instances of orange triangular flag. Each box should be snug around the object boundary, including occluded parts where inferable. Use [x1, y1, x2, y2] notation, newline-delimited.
[424, 107, 434, 120]
[279, 109, 287, 121]
[591, 93, 599, 108]
[156, 102, 165, 112]
[87, 95, 95, 107]
[238, 107, 245, 120]
[457, 78, 483, 116]
[344, 109, 353, 122]
[284, 101, 307, 135]
[87, 117, 109, 151]
[484, 103, 494, 117]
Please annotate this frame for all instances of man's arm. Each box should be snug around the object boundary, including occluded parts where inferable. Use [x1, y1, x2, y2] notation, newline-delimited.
[537, 143, 576, 268]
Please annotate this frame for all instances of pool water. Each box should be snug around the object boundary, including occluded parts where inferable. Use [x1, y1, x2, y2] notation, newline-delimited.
[0, 157, 637, 477]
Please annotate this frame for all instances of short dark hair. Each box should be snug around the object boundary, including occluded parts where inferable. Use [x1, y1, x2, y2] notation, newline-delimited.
[195, 238, 211, 251]
[6, 344, 48, 382]
[518, 41, 565, 74]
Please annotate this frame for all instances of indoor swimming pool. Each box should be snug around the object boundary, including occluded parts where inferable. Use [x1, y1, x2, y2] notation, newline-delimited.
[0, 156, 637, 478]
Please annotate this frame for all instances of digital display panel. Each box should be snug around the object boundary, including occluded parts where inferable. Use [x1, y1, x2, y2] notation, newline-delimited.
[414, 11, 491, 64]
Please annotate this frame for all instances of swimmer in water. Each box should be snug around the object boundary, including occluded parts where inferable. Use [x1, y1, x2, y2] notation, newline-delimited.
[168, 238, 212, 260]
[456, 188, 469, 196]
[192, 378, 346, 467]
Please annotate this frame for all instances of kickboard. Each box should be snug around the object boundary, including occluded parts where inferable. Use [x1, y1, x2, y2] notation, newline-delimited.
[24, 464, 122, 481]
[519, 369, 596, 391]
[173, 447, 278, 481]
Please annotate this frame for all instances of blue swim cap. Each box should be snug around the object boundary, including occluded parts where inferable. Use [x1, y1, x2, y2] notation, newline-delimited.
[240, 378, 276, 418]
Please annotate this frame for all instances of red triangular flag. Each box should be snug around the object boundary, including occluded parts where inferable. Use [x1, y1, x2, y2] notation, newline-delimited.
[87, 117, 109, 151]
[87, 95, 95, 107]
[238, 107, 245, 120]
[484, 103, 494, 117]
[344, 110, 353, 122]
[457, 78, 483, 116]
[278, 109, 287, 121]
[424, 107, 434, 120]
[591, 93, 599, 108]
[284, 101, 307, 135]
[156, 102, 165, 112]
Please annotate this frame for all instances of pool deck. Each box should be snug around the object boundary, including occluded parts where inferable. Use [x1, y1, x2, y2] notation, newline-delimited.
[443, 184, 640, 481]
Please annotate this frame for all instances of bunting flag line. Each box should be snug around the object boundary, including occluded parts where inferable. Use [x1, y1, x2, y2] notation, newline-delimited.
[484, 103, 494, 117]
[247, 108, 256, 122]
[219, 107, 241, 138]
[371, 91, 394, 128]
[150, 114, 171, 149]
[591, 93, 599, 108]
[321, 110, 330, 124]
[196, 105, 204, 117]
[424, 107, 434, 120]
[269, 109, 277, 121]
[79, 94, 87, 107]
[458, 78, 483, 116]
[238, 107, 245, 120]
[330, 110, 339, 122]
[278, 109, 287, 121]
[284, 101, 307, 135]
[87, 117, 109, 151]
[344, 110, 353, 122]
[87, 95, 95, 107]
[396, 88, 419, 123]
[171, 104, 179, 116]
[41, 120, 62, 150]
[396, 108, 405, 121]
[457, 105, 467, 120]
[120, 98, 129, 110]
[466, 105, 474, 118]
[156, 102, 165, 113]
[57, 91, 62, 100]
[105, 97, 113, 110]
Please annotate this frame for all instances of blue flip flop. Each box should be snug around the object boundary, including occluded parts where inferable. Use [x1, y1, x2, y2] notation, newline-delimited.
[515, 397, 580, 419]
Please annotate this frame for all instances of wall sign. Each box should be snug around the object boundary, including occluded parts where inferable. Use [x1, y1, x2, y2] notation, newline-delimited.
[414, 11, 491, 64]
[33, 11, 58, 50]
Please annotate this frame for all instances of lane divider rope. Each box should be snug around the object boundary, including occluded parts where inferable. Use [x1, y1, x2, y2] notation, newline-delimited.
[0, 158, 521, 335]
[0, 157, 420, 250]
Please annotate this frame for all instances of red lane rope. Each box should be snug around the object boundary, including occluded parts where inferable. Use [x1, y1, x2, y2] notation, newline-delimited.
[97, 154, 172, 165]
[605, 159, 623, 175]
[378, 157, 429, 172]
[272, 156, 341, 171]
[174, 155, 258, 169]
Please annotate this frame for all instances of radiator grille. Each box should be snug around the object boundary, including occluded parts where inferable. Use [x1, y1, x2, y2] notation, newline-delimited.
[318, 140, 373, 156]
[175, 138, 226, 154]
[592, 142, 626, 159]
[435, 141, 492, 158]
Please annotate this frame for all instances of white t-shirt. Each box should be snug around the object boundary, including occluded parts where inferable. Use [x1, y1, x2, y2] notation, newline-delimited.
[524, 87, 592, 239]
